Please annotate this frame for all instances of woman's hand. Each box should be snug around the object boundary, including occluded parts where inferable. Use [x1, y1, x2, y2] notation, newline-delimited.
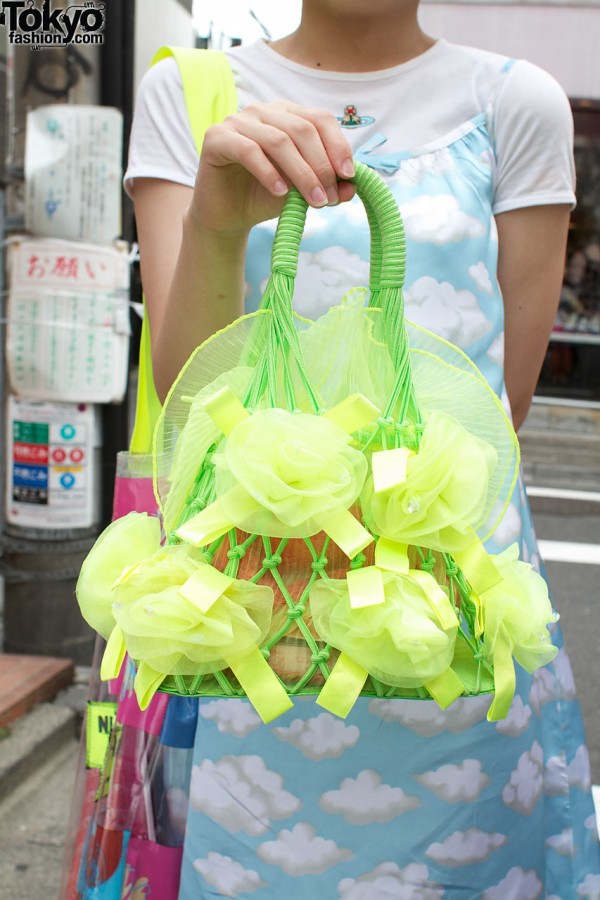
[191, 100, 357, 234]
[133, 100, 356, 400]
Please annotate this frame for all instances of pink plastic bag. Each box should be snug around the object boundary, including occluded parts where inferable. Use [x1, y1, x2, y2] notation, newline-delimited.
[111, 451, 157, 520]
[123, 838, 182, 900]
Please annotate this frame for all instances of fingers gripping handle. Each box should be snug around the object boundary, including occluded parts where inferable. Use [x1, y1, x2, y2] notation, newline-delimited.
[270, 161, 406, 295]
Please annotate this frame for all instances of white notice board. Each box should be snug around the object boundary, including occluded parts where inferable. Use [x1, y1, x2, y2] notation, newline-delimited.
[25, 104, 123, 243]
[6, 237, 131, 404]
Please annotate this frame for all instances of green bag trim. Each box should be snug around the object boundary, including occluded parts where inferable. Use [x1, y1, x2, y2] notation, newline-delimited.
[129, 47, 238, 454]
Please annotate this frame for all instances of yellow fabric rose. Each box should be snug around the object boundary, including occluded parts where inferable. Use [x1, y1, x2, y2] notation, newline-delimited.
[214, 407, 368, 537]
[76, 512, 161, 639]
[480, 543, 558, 673]
[310, 568, 458, 688]
[112, 543, 274, 676]
[362, 410, 497, 551]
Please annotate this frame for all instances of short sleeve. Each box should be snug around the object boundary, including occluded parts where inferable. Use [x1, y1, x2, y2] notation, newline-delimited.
[491, 59, 576, 215]
[124, 57, 199, 197]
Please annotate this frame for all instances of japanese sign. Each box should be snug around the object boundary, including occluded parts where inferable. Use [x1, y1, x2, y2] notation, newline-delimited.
[6, 236, 131, 403]
[25, 104, 122, 242]
[6, 395, 100, 529]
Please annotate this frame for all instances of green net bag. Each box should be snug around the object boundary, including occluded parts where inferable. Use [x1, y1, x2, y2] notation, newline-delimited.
[77, 162, 558, 724]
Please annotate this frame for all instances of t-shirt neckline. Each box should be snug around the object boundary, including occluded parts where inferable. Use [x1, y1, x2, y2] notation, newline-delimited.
[252, 37, 447, 82]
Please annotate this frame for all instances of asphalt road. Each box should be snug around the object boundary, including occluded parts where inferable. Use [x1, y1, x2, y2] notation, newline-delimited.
[533, 500, 600, 781]
[0, 495, 598, 899]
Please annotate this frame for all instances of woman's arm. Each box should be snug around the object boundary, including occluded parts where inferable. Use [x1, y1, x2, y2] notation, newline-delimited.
[496, 204, 571, 431]
[131, 101, 355, 401]
[132, 178, 248, 400]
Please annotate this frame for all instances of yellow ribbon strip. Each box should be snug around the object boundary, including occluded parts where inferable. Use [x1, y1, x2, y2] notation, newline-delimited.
[372, 447, 413, 493]
[470, 590, 485, 639]
[176, 498, 232, 547]
[315, 508, 375, 559]
[202, 385, 249, 435]
[228, 648, 294, 723]
[409, 569, 459, 631]
[323, 393, 380, 434]
[178, 565, 235, 613]
[453, 536, 503, 596]
[316, 652, 369, 718]
[425, 667, 466, 709]
[486, 630, 516, 722]
[375, 537, 410, 574]
[347, 565, 385, 609]
[452, 539, 520, 719]
[100, 625, 127, 682]
[134, 661, 167, 711]
[176, 485, 256, 547]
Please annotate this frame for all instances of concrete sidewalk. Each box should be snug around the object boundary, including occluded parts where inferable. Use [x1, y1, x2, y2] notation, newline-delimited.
[0, 673, 88, 898]
[0, 732, 80, 899]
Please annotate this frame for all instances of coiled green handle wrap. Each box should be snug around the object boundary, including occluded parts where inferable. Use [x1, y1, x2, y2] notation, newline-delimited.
[247, 160, 419, 424]
[271, 160, 406, 293]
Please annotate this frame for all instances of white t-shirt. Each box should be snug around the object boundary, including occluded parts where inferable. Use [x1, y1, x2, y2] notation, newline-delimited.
[124, 37, 575, 213]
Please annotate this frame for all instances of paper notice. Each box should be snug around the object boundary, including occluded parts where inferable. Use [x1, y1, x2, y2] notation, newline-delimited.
[25, 104, 123, 242]
[6, 236, 131, 403]
[6, 395, 101, 530]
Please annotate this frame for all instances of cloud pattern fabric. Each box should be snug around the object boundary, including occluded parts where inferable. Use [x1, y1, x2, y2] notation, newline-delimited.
[174, 114, 600, 897]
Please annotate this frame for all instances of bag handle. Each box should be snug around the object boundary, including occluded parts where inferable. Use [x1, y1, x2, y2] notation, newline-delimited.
[247, 161, 419, 424]
[270, 161, 406, 294]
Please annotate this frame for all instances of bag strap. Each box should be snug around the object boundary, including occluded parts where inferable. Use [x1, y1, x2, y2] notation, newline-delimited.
[129, 47, 237, 454]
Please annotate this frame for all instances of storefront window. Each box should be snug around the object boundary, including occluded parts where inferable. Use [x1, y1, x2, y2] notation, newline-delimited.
[537, 100, 600, 403]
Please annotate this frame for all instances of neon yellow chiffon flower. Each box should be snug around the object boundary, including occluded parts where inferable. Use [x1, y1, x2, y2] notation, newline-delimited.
[112, 543, 274, 676]
[214, 407, 368, 537]
[480, 543, 558, 673]
[76, 511, 161, 639]
[362, 410, 497, 551]
[310, 567, 459, 688]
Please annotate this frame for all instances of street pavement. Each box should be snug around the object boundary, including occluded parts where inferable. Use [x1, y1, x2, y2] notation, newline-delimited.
[0, 737, 80, 899]
[0, 496, 599, 899]
[536, 503, 600, 781]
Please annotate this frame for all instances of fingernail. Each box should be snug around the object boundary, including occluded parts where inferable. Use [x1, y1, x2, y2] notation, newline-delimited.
[341, 158, 355, 178]
[326, 186, 339, 206]
[273, 179, 288, 196]
[310, 186, 328, 207]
